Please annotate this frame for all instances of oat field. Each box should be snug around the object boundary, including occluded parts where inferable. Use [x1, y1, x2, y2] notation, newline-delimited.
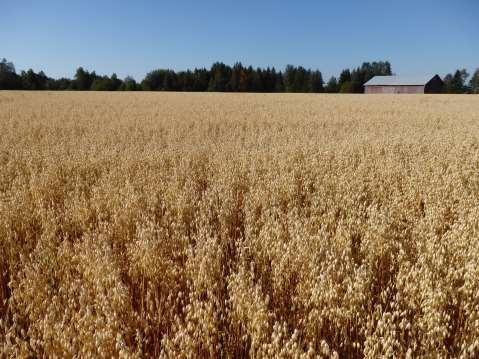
[1, 92, 479, 358]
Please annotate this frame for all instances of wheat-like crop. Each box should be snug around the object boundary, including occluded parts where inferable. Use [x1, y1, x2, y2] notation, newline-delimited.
[0, 92, 478, 358]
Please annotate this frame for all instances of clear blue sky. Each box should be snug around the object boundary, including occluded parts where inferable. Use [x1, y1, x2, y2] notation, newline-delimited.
[2, 0, 478, 81]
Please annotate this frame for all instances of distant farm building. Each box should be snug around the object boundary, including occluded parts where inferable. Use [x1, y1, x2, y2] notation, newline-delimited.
[364, 75, 444, 94]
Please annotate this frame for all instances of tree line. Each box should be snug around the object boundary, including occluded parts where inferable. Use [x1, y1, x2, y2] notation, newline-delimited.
[442, 69, 477, 94]
[1, 58, 478, 93]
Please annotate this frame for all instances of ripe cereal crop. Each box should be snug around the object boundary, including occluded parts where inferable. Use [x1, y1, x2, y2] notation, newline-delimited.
[1, 92, 479, 358]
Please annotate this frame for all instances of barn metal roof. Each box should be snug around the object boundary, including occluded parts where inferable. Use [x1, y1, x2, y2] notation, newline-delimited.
[364, 75, 440, 86]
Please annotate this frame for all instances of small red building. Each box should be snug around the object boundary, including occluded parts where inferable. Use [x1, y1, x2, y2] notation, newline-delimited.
[364, 75, 444, 94]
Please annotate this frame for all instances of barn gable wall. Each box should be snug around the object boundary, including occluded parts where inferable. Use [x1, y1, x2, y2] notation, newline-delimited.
[425, 76, 444, 93]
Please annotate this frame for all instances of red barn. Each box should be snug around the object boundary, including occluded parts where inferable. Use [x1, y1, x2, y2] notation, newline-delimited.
[364, 75, 444, 94]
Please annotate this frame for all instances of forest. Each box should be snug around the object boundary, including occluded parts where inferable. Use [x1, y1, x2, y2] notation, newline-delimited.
[0, 58, 477, 93]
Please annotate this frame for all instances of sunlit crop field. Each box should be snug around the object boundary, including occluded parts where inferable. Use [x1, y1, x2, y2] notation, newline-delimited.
[1, 92, 479, 358]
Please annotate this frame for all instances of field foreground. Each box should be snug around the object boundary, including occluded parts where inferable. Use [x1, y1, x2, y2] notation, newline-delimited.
[1, 92, 479, 358]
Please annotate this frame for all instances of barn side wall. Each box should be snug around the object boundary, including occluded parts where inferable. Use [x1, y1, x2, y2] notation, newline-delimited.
[365, 85, 425, 94]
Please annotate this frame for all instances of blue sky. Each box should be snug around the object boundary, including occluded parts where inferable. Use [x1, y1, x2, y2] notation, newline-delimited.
[2, 0, 478, 81]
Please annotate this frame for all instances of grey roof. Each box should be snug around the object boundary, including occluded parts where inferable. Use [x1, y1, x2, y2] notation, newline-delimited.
[364, 75, 440, 86]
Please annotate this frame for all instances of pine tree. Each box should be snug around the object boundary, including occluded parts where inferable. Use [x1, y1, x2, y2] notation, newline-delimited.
[325, 76, 339, 93]
[469, 68, 479, 94]
[309, 70, 324, 93]
[338, 69, 351, 90]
